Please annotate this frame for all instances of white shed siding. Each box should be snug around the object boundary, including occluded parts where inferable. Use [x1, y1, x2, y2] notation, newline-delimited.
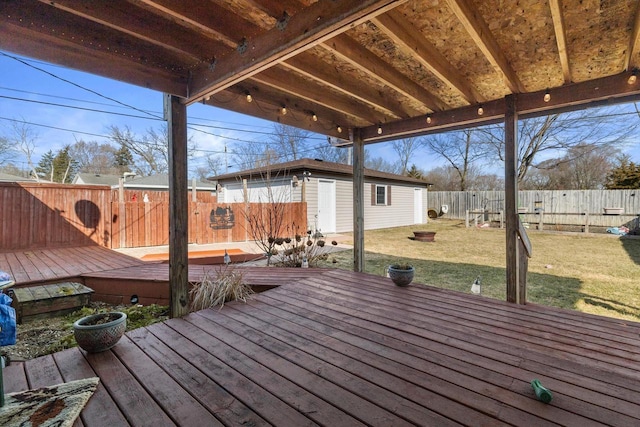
[221, 178, 293, 203]
[363, 182, 420, 230]
[335, 178, 354, 232]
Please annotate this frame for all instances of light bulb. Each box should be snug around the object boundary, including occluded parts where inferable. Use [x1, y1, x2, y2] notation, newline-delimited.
[426, 115, 432, 124]
[628, 73, 637, 85]
[246, 93, 252, 103]
[312, 113, 318, 122]
[337, 125, 342, 133]
[477, 106, 484, 116]
[543, 91, 551, 102]
[377, 125, 383, 135]
[281, 106, 287, 115]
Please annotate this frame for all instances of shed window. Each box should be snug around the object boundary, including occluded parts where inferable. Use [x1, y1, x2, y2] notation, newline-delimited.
[373, 184, 391, 205]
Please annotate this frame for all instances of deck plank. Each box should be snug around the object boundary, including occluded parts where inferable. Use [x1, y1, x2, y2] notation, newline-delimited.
[111, 335, 224, 426]
[126, 327, 270, 427]
[83, 348, 176, 426]
[150, 320, 321, 427]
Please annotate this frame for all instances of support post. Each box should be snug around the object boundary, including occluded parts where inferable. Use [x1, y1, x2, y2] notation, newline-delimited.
[504, 94, 522, 304]
[167, 94, 189, 318]
[352, 129, 365, 273]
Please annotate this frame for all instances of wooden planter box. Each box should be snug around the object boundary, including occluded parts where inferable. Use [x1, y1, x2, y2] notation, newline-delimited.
[9, 282, 93, 323]
[413, 231, 436, 242]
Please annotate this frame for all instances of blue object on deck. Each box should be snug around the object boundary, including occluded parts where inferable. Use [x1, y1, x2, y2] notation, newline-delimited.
[0, 293, 16, 346]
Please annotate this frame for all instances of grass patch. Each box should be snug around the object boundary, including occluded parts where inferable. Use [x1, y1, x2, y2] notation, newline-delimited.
[321, 219, 640, 322]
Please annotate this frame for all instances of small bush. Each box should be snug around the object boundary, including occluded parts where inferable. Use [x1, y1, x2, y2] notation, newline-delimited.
[190, 266, 253, 311]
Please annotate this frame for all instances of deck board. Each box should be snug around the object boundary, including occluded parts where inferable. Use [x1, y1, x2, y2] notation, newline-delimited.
[3, 266, 640, 426]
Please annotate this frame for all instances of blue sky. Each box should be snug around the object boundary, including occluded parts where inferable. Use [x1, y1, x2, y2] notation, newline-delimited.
[2, 50, 640, 178]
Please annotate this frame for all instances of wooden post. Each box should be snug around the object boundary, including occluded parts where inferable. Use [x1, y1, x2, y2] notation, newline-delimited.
[584, 212, 589, 233]
[167, 94, 189, 318]
[352, 129, 365, 273]
[499, 210, 504, 229]
[504, 94, 522, 304]
[191, 178, 197, 202]
[465, 210, 469, 228]
[538, 211, 544, 231]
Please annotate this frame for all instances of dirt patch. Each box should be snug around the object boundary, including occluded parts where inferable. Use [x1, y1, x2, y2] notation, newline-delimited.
[1, 302, 168, 362]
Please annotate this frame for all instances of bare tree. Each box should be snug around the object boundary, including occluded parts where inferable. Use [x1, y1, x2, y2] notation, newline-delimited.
[391, 137, 424, 174]
[194, 153, 224, 180]
[268, 123, 311, 161]
[0, 135, 12, 165]
[479, 107, 639, 183]
[313, 142, 351, 164]
[69, 138, 119, 174]
[108, 124, 197, 176]
[521, 143, 618, 189]
[5, 119, 40, 181]
[423, 129, 488, 190]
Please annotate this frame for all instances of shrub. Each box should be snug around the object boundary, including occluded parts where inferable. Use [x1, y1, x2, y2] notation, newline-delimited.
[189, 266, 253, 310]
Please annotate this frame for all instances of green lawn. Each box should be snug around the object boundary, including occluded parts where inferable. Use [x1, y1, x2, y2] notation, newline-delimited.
[322, 219, 640, 323]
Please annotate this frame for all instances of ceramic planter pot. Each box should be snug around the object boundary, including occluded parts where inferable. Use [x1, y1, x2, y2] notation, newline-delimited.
[387, 266, 415, 287]
[73, 312, 127, 353]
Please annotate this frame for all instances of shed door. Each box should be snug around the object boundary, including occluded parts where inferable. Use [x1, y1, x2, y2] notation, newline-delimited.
[414, 188, 423, 224]
[317, 180, 336, 233]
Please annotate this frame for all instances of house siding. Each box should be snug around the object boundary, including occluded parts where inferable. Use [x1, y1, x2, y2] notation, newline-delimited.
[364, 181, 421, 230]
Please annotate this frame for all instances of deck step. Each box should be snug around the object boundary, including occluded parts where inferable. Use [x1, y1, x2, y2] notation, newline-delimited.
[8, 282, 93, 323]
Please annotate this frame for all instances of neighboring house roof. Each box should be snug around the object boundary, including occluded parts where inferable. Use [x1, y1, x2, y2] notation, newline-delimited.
[122, 174, 217, 190]
[213, 158, 430, 186]
[0, 172, 36, 182]
[73, 173, 121, 186]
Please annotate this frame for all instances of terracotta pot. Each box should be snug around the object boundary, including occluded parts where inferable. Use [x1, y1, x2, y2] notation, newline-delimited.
[387, 266, 414, 287]
[73, 312, 127, 353]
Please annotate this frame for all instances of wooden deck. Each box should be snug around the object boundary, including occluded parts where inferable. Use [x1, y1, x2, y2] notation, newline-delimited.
[4, 267, 640, 426]
[0, 246, 146, 286]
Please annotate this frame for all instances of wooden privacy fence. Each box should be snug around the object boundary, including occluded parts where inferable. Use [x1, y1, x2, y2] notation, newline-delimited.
[429, 189, 640, 229]
[0, 183, 307, 250]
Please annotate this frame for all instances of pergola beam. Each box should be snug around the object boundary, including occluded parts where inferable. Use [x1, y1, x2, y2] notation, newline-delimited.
[358, 71, 640, 142]
[504, 94, 520, 304]
[187, 0, 408, 103]
[447, 0, 525, 93]
[548, 0, 572, 83]
[372, 10, 484, 104]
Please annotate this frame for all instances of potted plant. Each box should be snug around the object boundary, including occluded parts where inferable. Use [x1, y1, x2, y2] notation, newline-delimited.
[73, 311, 127, 353]
[387, 263, 415, 286]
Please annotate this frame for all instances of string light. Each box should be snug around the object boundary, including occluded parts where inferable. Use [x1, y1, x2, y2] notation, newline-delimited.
[311, 113, 318, 122]
[426, 115, 432, 124]
[281, 105, 287, 115]
[628, 69, 638, 85]
[543, 89, 551, 102]
[477, 105, 484, 116]
[337, 125, 342, 133]
[204, 95, 211, 101]
[377, 124, 383, 135]
[245, 92, 252, 103]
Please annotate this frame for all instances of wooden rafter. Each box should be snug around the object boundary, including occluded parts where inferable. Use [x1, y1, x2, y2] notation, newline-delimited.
[548, 0, 572, 83]
[322, 34, 447, 112]
[187, 0, 408, 103]
[446, 0, 525, 93]
[626, 0, 640, 69]
[372, 10, 484, 104]
[132, 0, 251, 48]
[38, 0, 227, 61]
[282, 53, 415, 119]
[251, 67, 389, 124]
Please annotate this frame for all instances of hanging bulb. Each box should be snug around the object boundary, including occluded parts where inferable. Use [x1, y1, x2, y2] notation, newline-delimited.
[477, 105, 484, 116]
[426, 115, 432, 124]
[337, 125, 342, 133]
[628, 70, 638, 85]
[543, 90, 551, 102]
[312, 113, 318, 122]
[377, 125, 383, 135]
[204, 95, 211, 101]
[281, 105, 287, 115]
[245, 92, 252, 103]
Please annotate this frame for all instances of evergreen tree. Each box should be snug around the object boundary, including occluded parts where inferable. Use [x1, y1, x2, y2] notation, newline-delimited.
[35, 150, 55, 181]
[113, 144, 135, 175]
[407, 164, 423, 179]
[605, 157, 640, 189]
[51, 145, 79, 183]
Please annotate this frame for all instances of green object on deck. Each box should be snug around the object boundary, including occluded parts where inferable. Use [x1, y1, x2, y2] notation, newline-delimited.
[531, 379, 553, 403]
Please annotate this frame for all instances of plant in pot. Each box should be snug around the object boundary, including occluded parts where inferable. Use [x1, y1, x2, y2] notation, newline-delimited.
[73, 311, 127, 353]
[387, 263, 415, 286]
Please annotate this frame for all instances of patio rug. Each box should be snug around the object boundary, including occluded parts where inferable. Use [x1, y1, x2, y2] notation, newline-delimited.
[0, 377, 99, 427]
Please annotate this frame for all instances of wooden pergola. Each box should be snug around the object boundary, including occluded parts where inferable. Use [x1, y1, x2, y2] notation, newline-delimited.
[2, 0, 640, 316]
